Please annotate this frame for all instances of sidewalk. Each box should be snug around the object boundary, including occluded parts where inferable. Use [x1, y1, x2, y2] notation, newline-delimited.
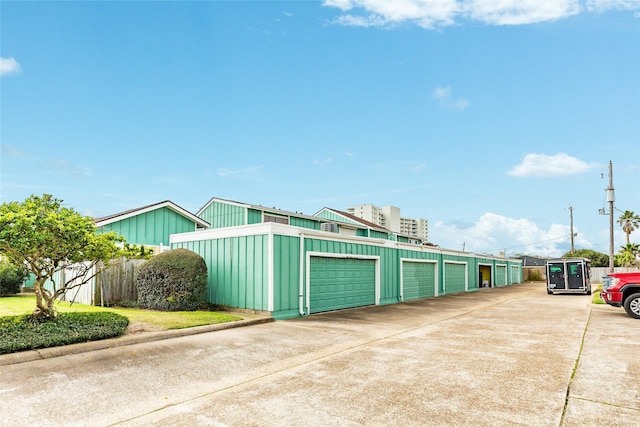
[0, 311, 274, 366]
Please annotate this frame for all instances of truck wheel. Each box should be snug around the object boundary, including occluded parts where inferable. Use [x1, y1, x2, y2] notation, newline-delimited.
[547, 290, 553, 295]
[623, 293, 640, 319]
[586, 287, 592, 296]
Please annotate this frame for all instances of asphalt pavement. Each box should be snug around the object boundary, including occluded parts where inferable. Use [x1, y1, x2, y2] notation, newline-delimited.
[0, 282, 637, 426]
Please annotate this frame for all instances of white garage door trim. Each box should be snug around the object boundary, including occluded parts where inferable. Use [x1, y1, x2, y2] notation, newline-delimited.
[400, 258, 439, 300]
[305, 251, 380, 315]
[443, 260, 468, 294]
[496, 263, 508, 286]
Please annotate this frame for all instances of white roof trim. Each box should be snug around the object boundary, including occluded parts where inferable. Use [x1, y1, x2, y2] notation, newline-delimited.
[96, 201, 209, 229]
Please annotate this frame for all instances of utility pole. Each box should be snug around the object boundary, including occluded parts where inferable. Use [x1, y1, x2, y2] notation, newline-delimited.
[606, 161, 615, 273]
[569, 205, 575, 254]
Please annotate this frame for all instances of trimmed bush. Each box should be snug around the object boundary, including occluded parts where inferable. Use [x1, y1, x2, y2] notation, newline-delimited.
[0, 312, 129, 355]
[135, 248, 207, 311]
[0, 259, 29, 296]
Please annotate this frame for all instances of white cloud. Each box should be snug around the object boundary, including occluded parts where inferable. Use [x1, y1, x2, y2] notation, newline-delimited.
[507, 153, 597, 177]
[433, 86, 450, 99]
[586, 0, 640, 12]
[324, 0, 354, 11]
[1, 144, 25, 157]
[430, 212, 590, 257]
[324, 0, 460, 29]
[313, 157, 333, 165]
[0, 57, 21, 77]
[433, 86, 469, 111]
[323, 0, 639, 28]
[463, 0, 581, 25]
[217, 166, 262, 177]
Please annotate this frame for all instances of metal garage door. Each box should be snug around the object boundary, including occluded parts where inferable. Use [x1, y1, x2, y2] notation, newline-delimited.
[495, 265, 507, 287]
[403, 261, 436, 301]
[309, 257, 376, 314]
[510, 265, 520, 284]
[444, 262, 466, 294]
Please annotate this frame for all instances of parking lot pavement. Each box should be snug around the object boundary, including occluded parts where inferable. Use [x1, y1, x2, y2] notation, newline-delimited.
[563, 304, 640, 426]
[1, 282, 637, 426]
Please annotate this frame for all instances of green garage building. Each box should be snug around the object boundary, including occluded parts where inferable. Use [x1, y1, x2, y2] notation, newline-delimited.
[170, 197, 522, 319]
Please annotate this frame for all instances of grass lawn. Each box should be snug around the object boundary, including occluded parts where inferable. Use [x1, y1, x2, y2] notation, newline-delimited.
[0, 295, 243, 330]
[592, 285, 604, 304]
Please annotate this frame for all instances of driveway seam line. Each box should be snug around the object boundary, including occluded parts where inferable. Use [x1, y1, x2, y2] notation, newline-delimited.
[559, 306, 593, 426]
[111, 292, 532, 426]
[568, 396, 640, 412]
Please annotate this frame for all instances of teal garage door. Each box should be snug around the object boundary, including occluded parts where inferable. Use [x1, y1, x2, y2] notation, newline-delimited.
[309, 257, 376, 314]
[495, 265, 507, 287]
[510, 265, 520, 284]
[444, 262, 466, 294]
[403, 261, 436, 300]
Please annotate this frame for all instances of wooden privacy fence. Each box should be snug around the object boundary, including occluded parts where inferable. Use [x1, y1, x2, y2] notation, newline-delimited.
[95, 257, 147, 306]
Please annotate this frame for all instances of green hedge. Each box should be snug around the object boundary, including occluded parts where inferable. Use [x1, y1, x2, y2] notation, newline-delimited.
[0, 259, 29, 296]
[136, 248, 207, 311]
[0, 312, 129, 355]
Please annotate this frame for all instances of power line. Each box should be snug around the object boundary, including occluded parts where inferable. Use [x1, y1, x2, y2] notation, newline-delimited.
[476, 233, 572, 254]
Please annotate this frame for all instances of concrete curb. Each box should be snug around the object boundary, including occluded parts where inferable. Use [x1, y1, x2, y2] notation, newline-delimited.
[0, 316, 275, 367]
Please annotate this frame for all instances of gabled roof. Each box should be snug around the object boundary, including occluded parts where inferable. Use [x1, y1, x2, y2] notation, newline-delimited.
[197, 196, 320, 222]
[315, 207, 391, 234]
[95, 200, 210, 229]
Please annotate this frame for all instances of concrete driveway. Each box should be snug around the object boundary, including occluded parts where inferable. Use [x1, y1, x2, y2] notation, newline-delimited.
[0, 282, 637, 426]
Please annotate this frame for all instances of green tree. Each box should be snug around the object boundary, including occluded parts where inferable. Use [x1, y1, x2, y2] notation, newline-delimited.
[561, 249, 609, 267]
[617, 210, 640, 245]
[616, 243, 640, 268]
[0, 194, 121, 319]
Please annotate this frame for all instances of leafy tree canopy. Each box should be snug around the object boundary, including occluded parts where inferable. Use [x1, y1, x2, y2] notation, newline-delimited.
[0, 194, 122, 319]
[561, 249, 609, 267]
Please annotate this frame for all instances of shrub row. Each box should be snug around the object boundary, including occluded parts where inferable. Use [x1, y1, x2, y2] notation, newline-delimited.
[0, 312, 129, 355]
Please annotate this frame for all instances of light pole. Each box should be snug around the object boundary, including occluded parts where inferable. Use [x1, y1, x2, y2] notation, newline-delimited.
[569, 205, 575, 254]
[606, 161, 615, 273]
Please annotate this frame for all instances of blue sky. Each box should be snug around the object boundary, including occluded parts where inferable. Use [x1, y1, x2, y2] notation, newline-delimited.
[1, 0, 639, 258]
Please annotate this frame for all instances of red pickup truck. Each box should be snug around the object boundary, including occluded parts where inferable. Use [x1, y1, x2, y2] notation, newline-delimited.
[600, 272, 640, 319]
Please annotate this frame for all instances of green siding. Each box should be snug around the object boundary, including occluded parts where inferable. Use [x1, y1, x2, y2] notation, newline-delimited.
[315, 210, 360, 226]
[173, 235, 269, 310]
[98, 207, 195, 246]
[247, 209, 263, 225]
[172, 226, 523, 318]
[379, 247, 398, 305]
[444, 262, 466, 294]
[199, 201, 247, 229]
[403, 261, 436, 300]
[290, 216, 321, 230]
[467, 257, 479, 291]
[309, 257, 375, 313]
[369, 230, 390, 240]
[273, 235, 301, 315]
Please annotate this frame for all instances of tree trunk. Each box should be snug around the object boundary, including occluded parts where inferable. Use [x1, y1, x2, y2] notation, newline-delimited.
[33, 277, 57, 319]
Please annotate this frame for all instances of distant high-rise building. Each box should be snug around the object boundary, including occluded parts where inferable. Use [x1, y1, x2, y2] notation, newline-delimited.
[346, 204, 428, 242]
